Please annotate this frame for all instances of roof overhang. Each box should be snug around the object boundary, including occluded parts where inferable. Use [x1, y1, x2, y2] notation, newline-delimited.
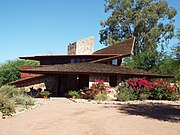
[20, 63, 174, 78]
[19, 54, 118, 60]
[19, 70, 174, 78]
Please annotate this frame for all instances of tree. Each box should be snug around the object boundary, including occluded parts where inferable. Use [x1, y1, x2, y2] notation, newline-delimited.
[0, 59, 39, 85]
[100, 0, 177, 56]
[175, 29, 180, 63]
[123, 51, 159, 70]
[150, 29, 179, 82]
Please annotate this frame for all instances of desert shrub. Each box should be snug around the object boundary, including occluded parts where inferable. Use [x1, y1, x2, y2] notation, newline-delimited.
[13, 93, 35, 107]
[0, 85, 22, 98]
[94, 93, 107, 101]
[0, 94, 15, 118]
[139, 93, 149, 100]
[68, 90, 81, 99]
[0, 85, 35, 107]
[116, 82, 135, 101]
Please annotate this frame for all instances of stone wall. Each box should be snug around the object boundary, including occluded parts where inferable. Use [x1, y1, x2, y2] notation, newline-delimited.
[16, 77, 46, 91]
[68, 37, 94, 55]
[16, 76, 58, 96]
[68, 42, 76, 55]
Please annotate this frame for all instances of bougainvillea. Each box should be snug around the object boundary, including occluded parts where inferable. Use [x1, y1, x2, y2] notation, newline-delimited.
[125, 78, 179, 100]
[81, 78, 179, 101]
[81, 80, 110, 99]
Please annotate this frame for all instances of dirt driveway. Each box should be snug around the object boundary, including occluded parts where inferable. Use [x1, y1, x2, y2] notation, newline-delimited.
[0, 98, 179, 135]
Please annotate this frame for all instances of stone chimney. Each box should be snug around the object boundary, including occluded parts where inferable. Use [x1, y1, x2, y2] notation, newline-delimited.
[68, 36, 94, 55]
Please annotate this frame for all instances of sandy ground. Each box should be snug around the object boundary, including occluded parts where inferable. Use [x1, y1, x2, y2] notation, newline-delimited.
[0, 98, 179, 135]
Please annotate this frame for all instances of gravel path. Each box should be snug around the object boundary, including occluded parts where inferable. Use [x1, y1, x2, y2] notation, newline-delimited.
[0, 98, 179, 135]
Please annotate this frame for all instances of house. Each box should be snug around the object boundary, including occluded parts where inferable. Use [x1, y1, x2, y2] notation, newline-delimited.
[10, 37, 174, 96]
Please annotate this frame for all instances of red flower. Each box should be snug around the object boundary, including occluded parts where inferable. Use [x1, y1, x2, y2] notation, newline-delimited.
[171, 90, 175, 94]
[173, 84, 177, 87]
[95, 89, 100, 93]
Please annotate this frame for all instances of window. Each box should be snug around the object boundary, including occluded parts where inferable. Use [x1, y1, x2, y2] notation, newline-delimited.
[81, 58, 86, 62]
[71, 58, 75, 63]
[76, 58, 81, 63]
[112, 59, 118, 65]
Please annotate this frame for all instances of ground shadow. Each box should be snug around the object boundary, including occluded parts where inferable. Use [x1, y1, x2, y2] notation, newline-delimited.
[106, 103, 180, 123]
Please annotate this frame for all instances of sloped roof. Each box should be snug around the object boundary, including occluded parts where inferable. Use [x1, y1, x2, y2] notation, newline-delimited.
[93, 37, 135, 55]
[20, 63, 174, 78]
[9, 75, 45, 86]
[19, 37, 135, 61]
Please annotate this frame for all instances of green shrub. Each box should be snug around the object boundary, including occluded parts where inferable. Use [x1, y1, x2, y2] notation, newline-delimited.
[13, 94, 35, 107]
[116, 83, 134, 101]
[0, 95, 15, 118]
[0, 85, 22, 98]
[117, 89, 133, 101]
[94, 93, 107, 101]
[68, 90, 81, 99]
[0, 85, 35, 109]
[139, 93, 149, 100]
[40, 91, 51, 98]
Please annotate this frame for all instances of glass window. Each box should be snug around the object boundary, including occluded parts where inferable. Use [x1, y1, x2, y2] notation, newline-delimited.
[112, 59, 118, 65]
[71, 58, 75, 63]
[76, 58, 81, 63]
[81, 58, 86, 62]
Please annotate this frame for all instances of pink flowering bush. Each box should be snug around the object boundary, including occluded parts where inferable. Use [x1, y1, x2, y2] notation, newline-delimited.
[127, 78, 153, 100]
[81, 80, 110, 100]
[150, 80, 179, 100]
[117, 78, 179, 101]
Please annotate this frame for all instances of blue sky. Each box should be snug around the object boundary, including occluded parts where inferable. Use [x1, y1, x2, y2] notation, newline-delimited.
[0, 0, 179, 63]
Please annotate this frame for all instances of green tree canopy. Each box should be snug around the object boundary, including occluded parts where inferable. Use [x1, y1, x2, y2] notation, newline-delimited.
[124, 29, 180, 82]
[100, 0, 177, 55]
[0, 59, 39, 85]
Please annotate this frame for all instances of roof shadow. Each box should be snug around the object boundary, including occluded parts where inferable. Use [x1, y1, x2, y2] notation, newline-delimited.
[106, 103, 180, 123]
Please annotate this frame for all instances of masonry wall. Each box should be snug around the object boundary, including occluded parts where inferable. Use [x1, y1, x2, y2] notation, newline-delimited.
[14, 75, 58, 96]
[76, 37, 94, 55]
[68, 42, 76, 55]
[18, 78, 46, 92]
[68, 37, 94, 55]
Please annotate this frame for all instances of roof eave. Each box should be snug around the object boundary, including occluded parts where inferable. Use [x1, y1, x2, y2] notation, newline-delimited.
[20, 70, 174, 78]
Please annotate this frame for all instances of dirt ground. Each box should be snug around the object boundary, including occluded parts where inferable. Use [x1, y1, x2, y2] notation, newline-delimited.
[0, 98, 179, 135]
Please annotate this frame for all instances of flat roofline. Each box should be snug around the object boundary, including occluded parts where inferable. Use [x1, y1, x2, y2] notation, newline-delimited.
[19, 70, 174, 78]
[19, 54, 119, 60]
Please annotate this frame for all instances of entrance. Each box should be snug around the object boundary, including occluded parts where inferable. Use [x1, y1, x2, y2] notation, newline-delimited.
[58, 74, 89, 96]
